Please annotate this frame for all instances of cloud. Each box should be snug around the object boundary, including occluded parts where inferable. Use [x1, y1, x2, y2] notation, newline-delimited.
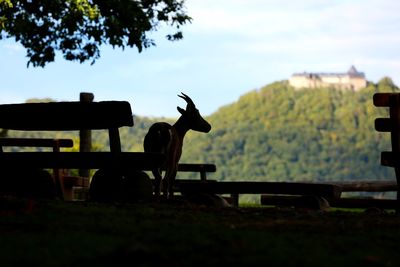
[187, 0, 400, 38]
[185, 0, 400, 74]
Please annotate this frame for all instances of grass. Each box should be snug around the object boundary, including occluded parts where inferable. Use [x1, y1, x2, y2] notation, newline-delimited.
[1, 198, 400, 267]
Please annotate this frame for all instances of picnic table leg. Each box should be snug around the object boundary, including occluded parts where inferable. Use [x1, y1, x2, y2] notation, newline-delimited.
[52, 141, 65, 200]
[395, 168, 400, 214]
[53, 169, 66, 200]
[231, 193, 239, 207]
[79, 92, 94, 178]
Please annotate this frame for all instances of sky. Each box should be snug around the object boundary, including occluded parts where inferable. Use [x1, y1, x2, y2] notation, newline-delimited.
[1, 0, 400, 118]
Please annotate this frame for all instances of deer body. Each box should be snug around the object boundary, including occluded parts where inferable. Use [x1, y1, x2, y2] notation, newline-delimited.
[144, 93, 211, 199]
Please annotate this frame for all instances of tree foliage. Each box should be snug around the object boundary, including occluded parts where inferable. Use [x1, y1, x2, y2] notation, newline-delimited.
[0, 0, 191, 67]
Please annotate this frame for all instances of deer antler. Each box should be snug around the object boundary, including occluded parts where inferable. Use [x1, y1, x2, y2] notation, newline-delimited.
[178, 92, 195, 107]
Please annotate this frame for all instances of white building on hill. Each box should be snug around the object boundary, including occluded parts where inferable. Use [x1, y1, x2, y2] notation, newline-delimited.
[289, 66, 367, 91]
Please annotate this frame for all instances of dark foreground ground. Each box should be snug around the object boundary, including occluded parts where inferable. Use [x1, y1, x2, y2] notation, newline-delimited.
[0, 197, 399, 267]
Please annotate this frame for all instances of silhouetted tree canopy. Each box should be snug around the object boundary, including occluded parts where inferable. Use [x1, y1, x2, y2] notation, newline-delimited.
[0, 0, 191, 67]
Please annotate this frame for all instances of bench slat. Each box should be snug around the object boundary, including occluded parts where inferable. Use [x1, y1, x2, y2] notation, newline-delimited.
[380, 151, 400, 167]
[0, 138, 73, 148]
[373, 93, 399, 107]
[331, 180, 397, 192]
[260, 195, 398, 209]
[179, 181, 341, 199]
[0, 101, 133, 131]
[176, 163, 216, 172]
[375, 118, 393, 132]
[0, 152, 164, 170]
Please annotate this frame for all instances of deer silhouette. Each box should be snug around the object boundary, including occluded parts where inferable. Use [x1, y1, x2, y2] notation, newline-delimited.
[144, 93, 211, 199]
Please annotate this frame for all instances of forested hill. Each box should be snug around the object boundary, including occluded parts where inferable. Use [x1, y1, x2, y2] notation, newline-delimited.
[5, 78, 399, 183]
[180, 78, 398, 182]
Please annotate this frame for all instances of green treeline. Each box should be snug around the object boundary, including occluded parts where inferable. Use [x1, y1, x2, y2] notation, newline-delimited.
[5, 77, 398, 184]
[181, 78, 397, 182]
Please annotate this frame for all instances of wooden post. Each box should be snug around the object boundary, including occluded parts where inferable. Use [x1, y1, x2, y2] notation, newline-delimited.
[200, 170, 207, 181]
[390, 94, 400, 214]
[52, 140, 65, 200]
[374, 93, 400, 214]
[79, 92, 94, 178]
[108, 128, 122, 153]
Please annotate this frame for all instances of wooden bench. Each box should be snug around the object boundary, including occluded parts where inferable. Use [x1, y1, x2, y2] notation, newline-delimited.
[0, 137, 82, 200]
[0, 101, 164, 200]
[0, 137, 73, 152]
[174, 163, 242, 205]
[373, 92, 400, 213]
[261, 181, 398, 209]
[178, 180, 341, 207]
[175, 163, 217, 181]
[170, 163, 340, 208]
[175, 166, 397, 209]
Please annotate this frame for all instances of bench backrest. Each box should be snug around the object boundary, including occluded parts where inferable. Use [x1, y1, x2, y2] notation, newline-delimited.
[0, 101, 134, 152]
[0, 101, 133, 131]
[374, 92, 400, 213]
[0, 138, 73, 149]
[373, 93, 400, 167]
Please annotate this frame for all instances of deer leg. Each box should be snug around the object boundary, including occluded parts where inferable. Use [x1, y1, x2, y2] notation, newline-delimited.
[162, 176, 169, 198]
[162, 173, 170, 199]
[163, 169, 177, 200]
[152, 169, 162, 198]
[168, 170, 178, 200]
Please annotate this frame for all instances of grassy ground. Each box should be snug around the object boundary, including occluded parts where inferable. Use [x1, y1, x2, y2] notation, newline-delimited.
[0, 198, 399, 267]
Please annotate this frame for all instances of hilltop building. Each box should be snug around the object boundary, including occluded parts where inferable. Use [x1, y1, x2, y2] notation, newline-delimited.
[289, 66, 367, 91]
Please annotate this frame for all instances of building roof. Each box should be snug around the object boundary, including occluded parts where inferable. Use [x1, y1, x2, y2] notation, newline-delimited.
[347, 65, 365, 77]
[292, 65, 365, 78]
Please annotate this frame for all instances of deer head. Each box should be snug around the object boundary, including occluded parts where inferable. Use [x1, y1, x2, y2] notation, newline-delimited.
[177, 93, 211, 133]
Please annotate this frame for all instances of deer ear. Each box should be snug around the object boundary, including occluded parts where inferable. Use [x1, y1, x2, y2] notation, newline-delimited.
[177, 106, 186, 114]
